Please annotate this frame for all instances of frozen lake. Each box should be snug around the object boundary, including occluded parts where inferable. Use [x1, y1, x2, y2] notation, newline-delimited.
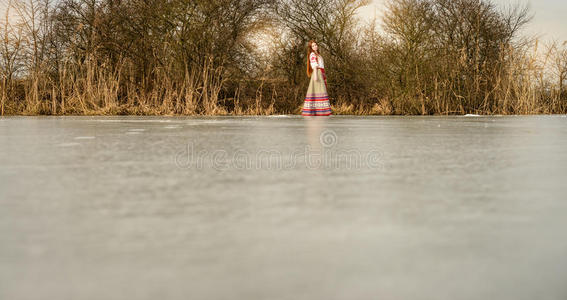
[1, 115, 567, 300]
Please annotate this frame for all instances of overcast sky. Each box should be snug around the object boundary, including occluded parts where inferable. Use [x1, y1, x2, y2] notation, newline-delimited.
[359, 0, 567, 42]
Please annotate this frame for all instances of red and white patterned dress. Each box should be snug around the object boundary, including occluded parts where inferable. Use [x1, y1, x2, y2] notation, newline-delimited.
[302, 52, 332, 116]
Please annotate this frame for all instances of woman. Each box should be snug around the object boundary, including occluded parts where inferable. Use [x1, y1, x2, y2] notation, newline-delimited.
[302, 40, 332, 116]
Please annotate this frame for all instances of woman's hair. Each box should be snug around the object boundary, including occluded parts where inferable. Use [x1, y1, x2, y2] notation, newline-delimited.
[306, 40, 317, 77]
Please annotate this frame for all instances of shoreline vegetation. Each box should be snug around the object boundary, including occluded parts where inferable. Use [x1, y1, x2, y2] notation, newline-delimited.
[1, 0, 566, 116]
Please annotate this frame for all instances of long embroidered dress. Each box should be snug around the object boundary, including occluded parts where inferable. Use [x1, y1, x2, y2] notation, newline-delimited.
[302, 52, 332, 116]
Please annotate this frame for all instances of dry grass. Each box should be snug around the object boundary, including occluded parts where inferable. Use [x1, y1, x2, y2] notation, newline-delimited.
[1, 44, 565, 116]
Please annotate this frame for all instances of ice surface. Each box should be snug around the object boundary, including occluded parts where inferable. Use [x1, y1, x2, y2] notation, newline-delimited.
[1, 115, 567, 300]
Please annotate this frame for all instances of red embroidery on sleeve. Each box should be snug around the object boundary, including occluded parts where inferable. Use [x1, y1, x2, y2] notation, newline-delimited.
[310, 53, 317, 62]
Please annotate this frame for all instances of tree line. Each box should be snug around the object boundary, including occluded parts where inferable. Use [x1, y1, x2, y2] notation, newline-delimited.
[1, 0, 566, 115]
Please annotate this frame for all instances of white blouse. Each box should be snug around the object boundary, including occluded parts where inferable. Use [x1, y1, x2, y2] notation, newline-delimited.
[310, 52, 325, 70]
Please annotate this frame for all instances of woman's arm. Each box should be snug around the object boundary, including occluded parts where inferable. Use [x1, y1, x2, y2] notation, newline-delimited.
[310, 53, 318, 81]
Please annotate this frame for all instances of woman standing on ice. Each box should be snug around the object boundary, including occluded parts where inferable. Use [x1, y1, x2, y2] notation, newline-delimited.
[302, 40, 332, 116]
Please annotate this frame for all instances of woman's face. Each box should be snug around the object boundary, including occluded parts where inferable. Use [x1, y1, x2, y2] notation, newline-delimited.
[311, 42, 318, 52]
